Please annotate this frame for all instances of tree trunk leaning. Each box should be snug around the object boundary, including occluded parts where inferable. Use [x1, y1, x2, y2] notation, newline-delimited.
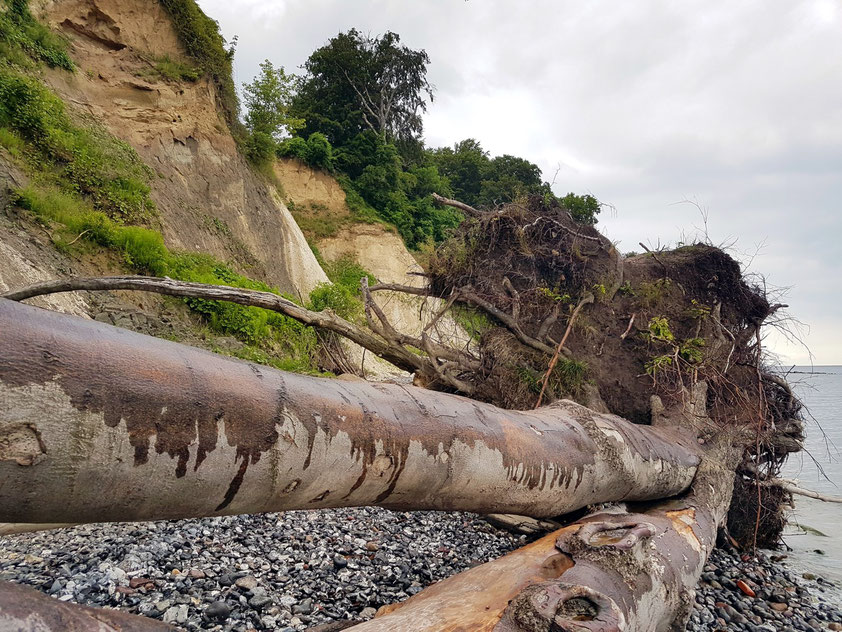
[0, 298, 699, 524]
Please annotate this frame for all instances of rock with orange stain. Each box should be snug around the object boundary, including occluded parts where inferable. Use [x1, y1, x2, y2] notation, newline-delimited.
[736, 579, 756, 597]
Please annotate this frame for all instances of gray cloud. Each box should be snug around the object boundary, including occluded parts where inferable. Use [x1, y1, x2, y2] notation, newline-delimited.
[198, 0, 842, 363]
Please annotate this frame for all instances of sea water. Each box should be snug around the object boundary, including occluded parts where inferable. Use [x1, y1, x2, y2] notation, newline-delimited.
[777, 366, 842, 586]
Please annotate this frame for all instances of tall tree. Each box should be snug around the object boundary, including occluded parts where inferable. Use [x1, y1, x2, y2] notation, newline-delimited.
[291, 29, 433, 147]
[242, 59, 303, 163]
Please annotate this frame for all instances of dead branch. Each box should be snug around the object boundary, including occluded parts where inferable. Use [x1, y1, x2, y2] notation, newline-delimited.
[535, 292, 595, 408]
[620, 312, 636, 340]
[458, 287, 556, 356]
[762, 479, 842, 504]
[639, 242, 669, 277]
[536, 303, 561, 343]
[368, 282, 430, 297]
[1, 275, 426, 375]
[524, 214, 603, 243]
[432, 192, 483, 217]
[0, 297, 701, 523]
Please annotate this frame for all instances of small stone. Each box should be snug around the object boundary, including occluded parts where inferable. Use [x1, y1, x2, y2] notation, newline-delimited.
[235, 575, 258, 590]
[205, 601, 231, 620]
[736, 580, 756, 597]
[333, 553, 348, 569]
[802, 572, 816, 580]
[292, 598, 313, 615]
[360, 607, 377, 619]
[188, 569, 205, 579]
[249, 594, 272, 610]
[828, 623, 842, 631]
[154, 600, 171, 613]
[129, 577, 153, 589]
[768, 602, 788, 612]
[365, 541, 379, 552]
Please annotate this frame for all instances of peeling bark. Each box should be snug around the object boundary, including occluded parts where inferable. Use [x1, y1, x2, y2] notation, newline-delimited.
[347, 442, 738, 632]
[0, 298, 699, 524]
[0, 581, 175, 631]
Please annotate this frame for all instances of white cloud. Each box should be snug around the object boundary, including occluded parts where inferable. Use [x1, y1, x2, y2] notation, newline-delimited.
[198, 0, 842, 364]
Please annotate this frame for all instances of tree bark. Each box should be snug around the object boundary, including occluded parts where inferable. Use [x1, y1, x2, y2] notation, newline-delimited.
[344, 442, 738, 632]
[0, 581, 175, 631]
[0, 298, 699, 524]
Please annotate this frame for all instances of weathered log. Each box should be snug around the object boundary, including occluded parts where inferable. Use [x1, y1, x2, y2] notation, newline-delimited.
[345, 442, 738, 632]
[0, 298, 699, 524]
[0, 581, 175, 631]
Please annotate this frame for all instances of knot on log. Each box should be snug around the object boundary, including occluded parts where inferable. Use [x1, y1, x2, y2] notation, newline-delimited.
[559, 519, 658, 552]
[496, 583, 622, 632]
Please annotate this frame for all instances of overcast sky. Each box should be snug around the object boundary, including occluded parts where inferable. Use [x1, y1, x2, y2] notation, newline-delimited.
[198, 0, 842, 365]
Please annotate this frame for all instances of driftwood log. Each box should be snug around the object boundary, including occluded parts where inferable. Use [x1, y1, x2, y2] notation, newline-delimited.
[0, 297, 699, 524]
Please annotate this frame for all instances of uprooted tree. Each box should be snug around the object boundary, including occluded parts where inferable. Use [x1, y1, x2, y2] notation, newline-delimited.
[0, 195, 817, 631]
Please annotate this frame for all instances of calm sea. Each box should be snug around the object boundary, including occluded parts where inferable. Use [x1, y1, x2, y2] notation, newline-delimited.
[776, 366, 842, 587]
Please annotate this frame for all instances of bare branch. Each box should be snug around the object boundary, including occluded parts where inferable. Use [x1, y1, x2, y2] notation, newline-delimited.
[2, 276, 425, 374]
[620, 312, 636, 340]
[536, 292, 595, 408]
[457, 287, 556, 356]
[762, 479, 842, 504]
[368, 282, 430, 297]
[432, 192, 483, 217]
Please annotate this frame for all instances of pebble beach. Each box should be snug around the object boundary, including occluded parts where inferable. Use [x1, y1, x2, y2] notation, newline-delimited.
[1, 508, 840, 631]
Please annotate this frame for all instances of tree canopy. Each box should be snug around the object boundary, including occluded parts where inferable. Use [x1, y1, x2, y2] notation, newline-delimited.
[251, 29, 604, 248]
[291, 29, 433, 147]
[242, 60, 303, 164]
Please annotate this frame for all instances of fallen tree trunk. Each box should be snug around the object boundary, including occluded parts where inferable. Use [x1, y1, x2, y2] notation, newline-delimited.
[0, 298, 699, 524]
[344, 442, 738, 632]
[0, 581, 175, 631]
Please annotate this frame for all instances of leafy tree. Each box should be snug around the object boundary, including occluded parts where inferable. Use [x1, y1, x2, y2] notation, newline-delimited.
[426, 139, 488, 206]
[559, 192, 602, 225]
[477, 154, 544, 207]
[291, 29, 433, 147]
[242, 59, 303, 164]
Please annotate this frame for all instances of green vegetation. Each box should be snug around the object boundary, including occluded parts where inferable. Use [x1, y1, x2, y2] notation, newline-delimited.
[0, 69, 156, 223]
[308, 254, 379, 321]
[451, 305, 492, 342]
[291, 29, 433, 147]
[0, 0, 72, 70]
[139, 54, 200, 83]
[643, 316, 705, 378]
[242, 59, 303, 166]
[278, 132, 334, 171]
[559, 192, 601, 225]
[270, 29, 606, 249]
[636, 278, 672, 309]
[14, 181, 331, 372]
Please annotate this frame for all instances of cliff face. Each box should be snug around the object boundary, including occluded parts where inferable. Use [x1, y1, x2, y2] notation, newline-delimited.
[36, 0, 327, 297]
[274, 158, 469, 378]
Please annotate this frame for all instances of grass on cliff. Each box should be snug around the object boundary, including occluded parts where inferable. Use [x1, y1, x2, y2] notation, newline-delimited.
[13, 180, 374, 373]
[0, 0, 73, 70]
[0, 69, 156, 223]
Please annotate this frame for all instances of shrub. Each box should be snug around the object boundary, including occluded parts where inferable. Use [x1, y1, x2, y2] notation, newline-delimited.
[277, 136, 308, 161]
[244, 129, 276, 166]
[305, 132, 333, 170]
[323, 254, 377, 294]
[307, 282, 359, 320]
